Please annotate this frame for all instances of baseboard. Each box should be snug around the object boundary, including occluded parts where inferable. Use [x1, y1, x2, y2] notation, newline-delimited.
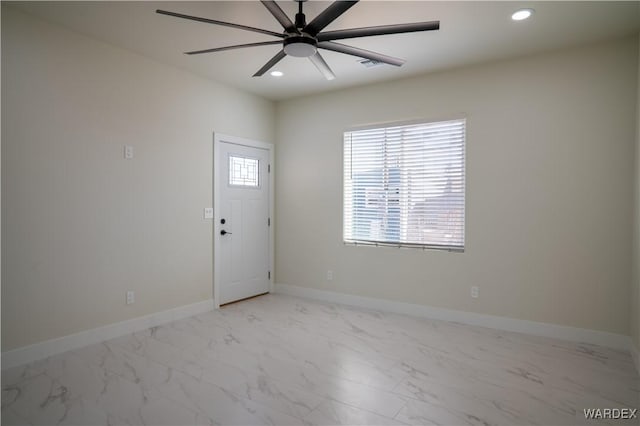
[4, 289, 633, 372]
[275, 283, 632, 351]
[1, 299, 214, 370]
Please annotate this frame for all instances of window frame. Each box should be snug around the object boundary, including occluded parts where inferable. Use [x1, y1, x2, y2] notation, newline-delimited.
[342, 117, 467, 252]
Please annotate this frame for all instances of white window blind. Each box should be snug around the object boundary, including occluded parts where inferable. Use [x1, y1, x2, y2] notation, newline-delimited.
[343, 119, 465, 251]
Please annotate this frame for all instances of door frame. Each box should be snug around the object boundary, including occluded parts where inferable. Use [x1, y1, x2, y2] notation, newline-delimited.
[213, 133, 274, 309]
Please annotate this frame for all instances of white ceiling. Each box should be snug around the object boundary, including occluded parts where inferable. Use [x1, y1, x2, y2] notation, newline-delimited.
[11, 1, 640, 101]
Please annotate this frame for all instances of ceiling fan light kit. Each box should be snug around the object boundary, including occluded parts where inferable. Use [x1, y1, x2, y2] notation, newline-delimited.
[283, 36, 317, 57]
[156, 0, 440, 80]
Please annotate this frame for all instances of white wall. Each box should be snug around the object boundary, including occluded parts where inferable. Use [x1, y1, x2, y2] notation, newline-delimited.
[1, 6, 275, 351]
[632, 33, 640, 357]
[275, 36, 637, 335]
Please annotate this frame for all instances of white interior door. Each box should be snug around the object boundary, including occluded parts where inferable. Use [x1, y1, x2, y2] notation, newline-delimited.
[215, 136, 272, 306]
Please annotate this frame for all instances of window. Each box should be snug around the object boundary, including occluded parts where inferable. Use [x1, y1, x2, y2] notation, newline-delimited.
[229, 155, 259, 187]
[343, 119, 465, 251]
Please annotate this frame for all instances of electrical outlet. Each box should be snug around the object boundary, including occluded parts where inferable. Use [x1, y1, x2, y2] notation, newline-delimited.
[471, 286, 479, 299]
[327, 270, 333, 281]
[204, 208, 213, 219]
[126, 291, 135, 305]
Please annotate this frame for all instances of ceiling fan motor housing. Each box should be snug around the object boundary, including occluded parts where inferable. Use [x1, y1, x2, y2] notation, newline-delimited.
[295, 12, 306, 28]
[284, 35, 317, 57]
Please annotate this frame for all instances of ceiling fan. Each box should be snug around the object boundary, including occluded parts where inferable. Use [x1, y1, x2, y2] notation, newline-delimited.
[157, 1, 439, 80]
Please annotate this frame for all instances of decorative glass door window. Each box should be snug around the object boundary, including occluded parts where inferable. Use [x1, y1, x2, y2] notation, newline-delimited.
[229, 155, 259, 187]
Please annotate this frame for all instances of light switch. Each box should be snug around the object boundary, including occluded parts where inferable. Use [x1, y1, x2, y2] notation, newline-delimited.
[124, 145, 134, 159]
[204, 208, 214, 219]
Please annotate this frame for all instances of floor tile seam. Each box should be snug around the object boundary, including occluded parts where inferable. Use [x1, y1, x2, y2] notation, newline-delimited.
[315, 372, 412, 400]
[104, 338, 214, 389]
[9, 386, 114, 426]
[314, 377, 411, 419]
[143, 375, 236, 425]
[144, 394, 217, 426]
[168, 350, 328, 416]
[109, 333, 214, 375]
[390, 381, 578, 426]
[221, 382, 322, 423]
[322, 396, 409, 425]
[385, 359, 412, 390]
[143, 328, 313, 368]
[76, 340, 181, 388]
[239, 356, 411, 400]
[330, 376, 412, 396]
[387, 396, 410, 422]
[389, 391, 504, 426]
[305, 398, 411, 426]
[87, 354, 174, 394]
[58, 393, 118, 426]
[393, 363, 564, 397]
[150, 329, 214, 349]
[224, 372, 327, 409]
[1, 367, 54, 390]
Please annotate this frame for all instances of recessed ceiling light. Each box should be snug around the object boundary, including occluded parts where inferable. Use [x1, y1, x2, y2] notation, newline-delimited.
[511, 8, 534, 21]
[270, 71, 283, 77]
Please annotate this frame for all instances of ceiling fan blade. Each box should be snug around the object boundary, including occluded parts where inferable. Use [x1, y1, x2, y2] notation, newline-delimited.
[309, 52, 336, 80]
[260, 1, 297, 33]
[253, 50, 287, 77]
[317, 21, 440, 42]
[318, 41, 405, 66]
[304, 1, 359, 36]
[156, 9, 284, 38]
[186, 41, 282, 55]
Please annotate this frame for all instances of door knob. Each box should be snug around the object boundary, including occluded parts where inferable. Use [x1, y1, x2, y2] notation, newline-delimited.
[220, 230, 232, 236]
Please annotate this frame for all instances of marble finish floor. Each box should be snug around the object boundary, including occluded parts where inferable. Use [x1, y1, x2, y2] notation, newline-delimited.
[2, 293, 639, 426]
